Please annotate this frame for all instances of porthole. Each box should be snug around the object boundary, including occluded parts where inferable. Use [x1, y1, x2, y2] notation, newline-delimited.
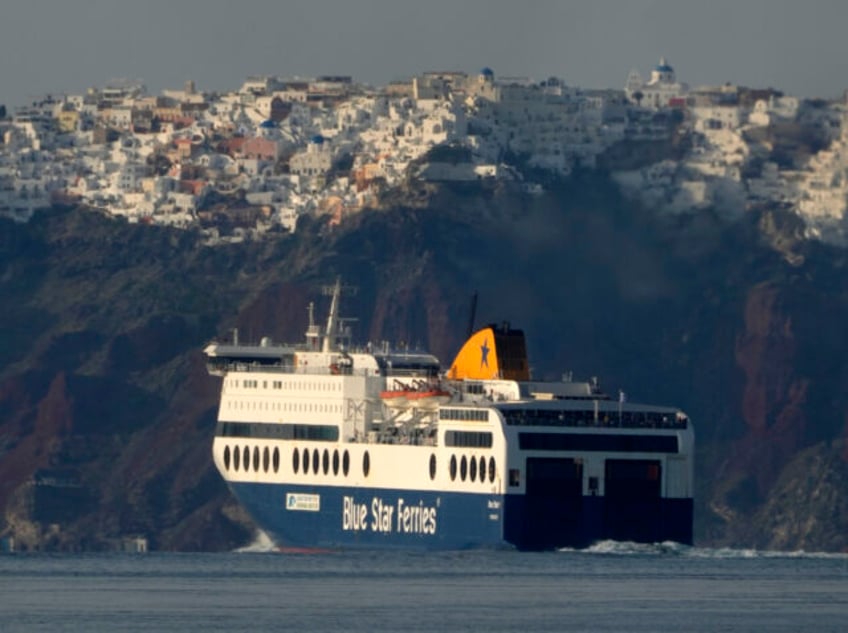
[312, 448, 319, 474]
[363, 451, 371, 477]
[449, 455, 457, 481]
[263, 447, 270, 473]
[233, 445, 241, 471]
[479, 456, 486, 484]
[343, 450, 350, 476]
[303, 448, 310, 473]
[322, 449, 330, 475]
[429, 454, 436, 480]
[333, 450, 340, 475]
[292, 448, 300, 474]
[469, 455, 477, 482]
[253, 446, 260, 472]
[243, 446, 250, 472]
[223, 445, 231, 471]
[273, 447, 280, 473]
[460, 455, 467, 481]
[488, 457, 496, 483]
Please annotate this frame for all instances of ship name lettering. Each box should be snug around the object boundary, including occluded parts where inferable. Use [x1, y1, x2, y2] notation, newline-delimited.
[371, 497, 394, 533]
[343, 495, 437, 535]
[396, 498, 437, 535]
[343, 496, 368, 531]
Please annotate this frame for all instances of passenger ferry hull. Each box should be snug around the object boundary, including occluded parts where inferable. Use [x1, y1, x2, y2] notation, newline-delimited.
[229, 482, 504, 549]
[502, 496, 693, 550]
[227, 481, 693, 550]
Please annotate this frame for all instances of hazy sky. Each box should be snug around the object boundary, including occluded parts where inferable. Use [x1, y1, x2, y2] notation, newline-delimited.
[3, 0, 848, 107]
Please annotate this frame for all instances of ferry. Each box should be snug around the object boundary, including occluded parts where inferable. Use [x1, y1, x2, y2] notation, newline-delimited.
[205, 280, 694, 550]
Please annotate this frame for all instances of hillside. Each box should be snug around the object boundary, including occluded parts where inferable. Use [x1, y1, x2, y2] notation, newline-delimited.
[1, 173, 847, 551]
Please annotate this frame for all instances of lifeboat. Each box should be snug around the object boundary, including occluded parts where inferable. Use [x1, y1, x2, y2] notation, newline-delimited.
[406, 389, 451, 410]
[380, 388, 450, 410]
[379, 390, 412, 409]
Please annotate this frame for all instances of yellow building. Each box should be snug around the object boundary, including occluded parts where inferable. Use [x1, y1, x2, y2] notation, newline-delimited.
[57, 110, 80, 134]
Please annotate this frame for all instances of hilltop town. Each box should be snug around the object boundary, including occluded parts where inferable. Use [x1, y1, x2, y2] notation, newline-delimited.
[2, 59, 848, 245]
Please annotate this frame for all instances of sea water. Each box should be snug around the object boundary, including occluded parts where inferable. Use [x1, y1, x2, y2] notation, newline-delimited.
[0, 541, 846, 632]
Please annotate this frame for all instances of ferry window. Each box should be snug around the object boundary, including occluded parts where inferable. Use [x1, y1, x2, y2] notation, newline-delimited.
[223, 445, 231, 471]
[479, 457, 486, 484]
[333, 450, 340, 475]
[343, 450, 350, 476]
[243, 446, 250, 471]
[429, 454, 436, 480]
[292, 448, 300, 474]
[518, 432, 678, 453]
[280, 424, 339, 442]
[460, 456, 468, 481]
[233, 445, 241, 471]
[508, 468, 520, 487]
[450, 455, 457, 481]
[363, 451, 371, 477]
[488, 457, 496, 483]
[273, 447, 280, 473]
[440, 409, 488, 422]
[253, 446, 260, 472]
[469, 455, 477, 482]
[312, 449, 319, 474]
[322, 449, 330, 475]
[302, 448, 310, 473]
[445, 431, 493, 448]
[263, 447, 270, 473]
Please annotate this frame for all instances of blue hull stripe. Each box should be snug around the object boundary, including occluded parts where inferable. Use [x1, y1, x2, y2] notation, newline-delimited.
[229, 482, 693, 550]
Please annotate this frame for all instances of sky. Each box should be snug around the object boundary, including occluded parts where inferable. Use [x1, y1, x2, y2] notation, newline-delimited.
[2, 0, 848, 108]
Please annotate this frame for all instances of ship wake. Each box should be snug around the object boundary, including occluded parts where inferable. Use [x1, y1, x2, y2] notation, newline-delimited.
[559, 539, 848, 559]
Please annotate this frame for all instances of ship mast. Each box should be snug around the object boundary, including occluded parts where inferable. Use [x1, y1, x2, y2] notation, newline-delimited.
[322, 277, 342, 352]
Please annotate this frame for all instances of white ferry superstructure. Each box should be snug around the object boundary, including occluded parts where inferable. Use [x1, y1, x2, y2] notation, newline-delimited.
[205, 280, 694, 550]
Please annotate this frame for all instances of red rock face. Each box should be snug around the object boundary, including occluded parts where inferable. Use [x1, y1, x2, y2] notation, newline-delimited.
[0, 372, 73, 525]
[730, 284, 809, 497]
[36, 372, 75, 438]
[736, 285, 796, 436]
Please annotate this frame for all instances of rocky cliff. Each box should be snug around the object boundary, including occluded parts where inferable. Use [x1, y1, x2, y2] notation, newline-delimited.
[1, 174, 846, 551]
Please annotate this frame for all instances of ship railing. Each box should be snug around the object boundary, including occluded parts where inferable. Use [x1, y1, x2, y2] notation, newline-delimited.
[500, 409, 688, 430]
[383, 368, 440, 378]
[293, 366, 373, 377]
[361, 427, 438, 447]
[206, 359, 293, 373]
[208, 360, 373, 377]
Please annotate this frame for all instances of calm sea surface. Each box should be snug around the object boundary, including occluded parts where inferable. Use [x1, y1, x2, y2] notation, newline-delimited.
[0, 541, 846, 632]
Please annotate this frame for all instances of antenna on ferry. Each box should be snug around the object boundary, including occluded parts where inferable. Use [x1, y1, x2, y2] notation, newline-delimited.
[305, 301, 321, 349]
[322, 277, 342, 352]
[466, 291, 478, 338]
